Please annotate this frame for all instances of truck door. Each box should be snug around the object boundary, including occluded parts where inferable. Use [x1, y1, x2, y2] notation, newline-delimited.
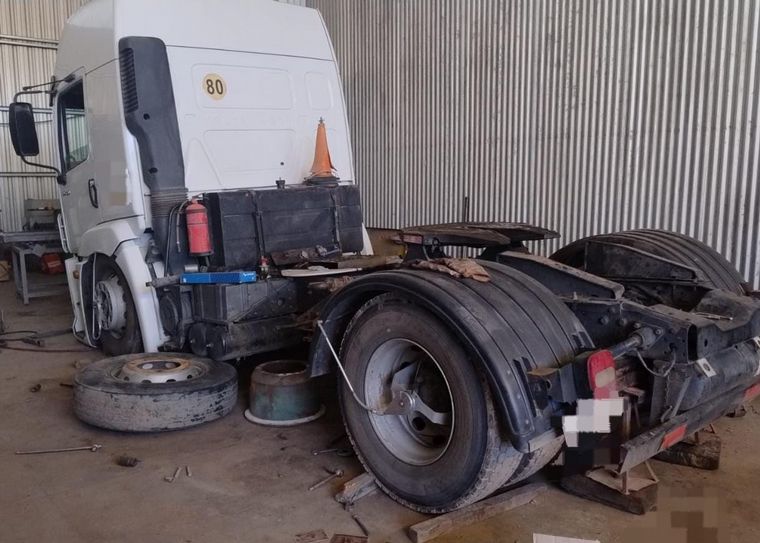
[55, 74, 101, 251]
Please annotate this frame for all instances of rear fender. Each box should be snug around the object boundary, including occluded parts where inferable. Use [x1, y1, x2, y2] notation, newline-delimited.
[309, 266, 592, 452]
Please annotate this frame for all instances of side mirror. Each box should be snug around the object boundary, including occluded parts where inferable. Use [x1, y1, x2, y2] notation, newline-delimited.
[8, 102, 40, 157]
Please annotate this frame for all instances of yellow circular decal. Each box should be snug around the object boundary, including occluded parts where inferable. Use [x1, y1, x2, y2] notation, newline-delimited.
[202, 73, 226, 100]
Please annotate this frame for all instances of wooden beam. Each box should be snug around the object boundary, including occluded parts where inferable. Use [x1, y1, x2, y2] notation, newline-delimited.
[408, 483, 546, 543]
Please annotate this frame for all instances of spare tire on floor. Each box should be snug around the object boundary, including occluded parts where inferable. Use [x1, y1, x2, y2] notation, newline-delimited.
[74, 353, 238, 432]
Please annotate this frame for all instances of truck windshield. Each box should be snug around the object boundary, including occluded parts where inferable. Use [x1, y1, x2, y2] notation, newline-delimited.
[57, 80, 89, 171]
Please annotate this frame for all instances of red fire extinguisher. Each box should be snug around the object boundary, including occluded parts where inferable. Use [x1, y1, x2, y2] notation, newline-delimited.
[186, 199, 213, 257]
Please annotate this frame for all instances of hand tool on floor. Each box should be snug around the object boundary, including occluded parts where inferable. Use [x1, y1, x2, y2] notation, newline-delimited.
[309, 468, 344, 491]
[15, 444, 102, 455]
[350, 514, 369, 537]
[164, 466, 182, 483]
[311, 447, 353, 457]
[344, 503, 370, 537]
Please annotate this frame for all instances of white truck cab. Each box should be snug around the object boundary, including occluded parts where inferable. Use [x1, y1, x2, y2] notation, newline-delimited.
[10, 0, 358, 355]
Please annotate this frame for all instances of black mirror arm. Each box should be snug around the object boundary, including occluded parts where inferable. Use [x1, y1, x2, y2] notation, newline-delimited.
[13, 88, 46, 102]
[19, 156, 65, 185]
[14, 73, 75, 102]
[12, 88, 66, 185]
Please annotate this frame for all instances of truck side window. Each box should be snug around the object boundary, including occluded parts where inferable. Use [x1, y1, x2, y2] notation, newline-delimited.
[57, 80, 89, 171]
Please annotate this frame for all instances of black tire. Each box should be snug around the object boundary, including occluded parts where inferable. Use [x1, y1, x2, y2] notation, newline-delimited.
[94, 256, 143, 356]
[551, 229, 747, 295]
[504, 435, 564, 486]
[74, 353, 238, 432]
[339, 295, 523, 513]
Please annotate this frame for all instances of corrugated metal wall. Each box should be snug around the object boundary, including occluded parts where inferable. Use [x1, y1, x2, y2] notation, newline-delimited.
[299, 0, 760, 288]
[0, 0, 87, 232]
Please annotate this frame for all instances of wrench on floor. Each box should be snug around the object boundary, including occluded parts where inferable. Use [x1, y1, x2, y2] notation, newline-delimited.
[309, 468, 344, 491]
[15, 444, 102, 455]
[311, 447, 354, 457]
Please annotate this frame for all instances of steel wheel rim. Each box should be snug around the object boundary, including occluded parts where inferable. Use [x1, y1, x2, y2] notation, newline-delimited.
[113, 355, 208, 384]
[364, 338, 455, 466]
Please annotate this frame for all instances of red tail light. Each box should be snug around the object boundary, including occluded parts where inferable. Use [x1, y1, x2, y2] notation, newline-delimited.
[744, 383, 760, 402]
[587, 349, 618, 399]
[661, 424, 687, 450]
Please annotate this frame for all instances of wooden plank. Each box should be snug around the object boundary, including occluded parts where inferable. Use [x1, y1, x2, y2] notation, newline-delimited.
[560, 473, 657, 515]
[533, 535, 600, 543]
[408, 483, 546, 543]
[655, 432, 721, 470]
[334, 472, 378, 505]
[294, 529, 329, 543]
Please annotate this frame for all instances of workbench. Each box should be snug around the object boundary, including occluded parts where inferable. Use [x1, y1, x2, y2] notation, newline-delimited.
[0, 231, 67, 305]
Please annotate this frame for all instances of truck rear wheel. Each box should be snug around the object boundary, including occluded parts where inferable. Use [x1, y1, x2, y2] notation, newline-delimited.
[339, 295, 523, 513]
[504, 435, 564, 485]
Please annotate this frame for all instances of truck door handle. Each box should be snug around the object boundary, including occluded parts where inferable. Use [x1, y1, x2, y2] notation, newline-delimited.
[88, 178, 99, 208]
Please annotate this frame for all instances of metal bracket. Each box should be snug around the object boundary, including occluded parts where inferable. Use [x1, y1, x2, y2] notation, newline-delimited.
[695, 357, 717, 378]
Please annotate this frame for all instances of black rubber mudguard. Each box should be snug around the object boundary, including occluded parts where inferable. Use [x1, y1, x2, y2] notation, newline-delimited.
[551, 229, 747, 294]
[310, 263, 593, 452]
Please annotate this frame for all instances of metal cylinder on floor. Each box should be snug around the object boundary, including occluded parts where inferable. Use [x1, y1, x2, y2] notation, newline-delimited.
[244, 360, 325, 426]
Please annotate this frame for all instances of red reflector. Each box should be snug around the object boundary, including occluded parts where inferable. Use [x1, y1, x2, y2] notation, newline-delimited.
[744, 383, 760, 402]
[661, 424, 687, 450]
[587, 350, 618, 399]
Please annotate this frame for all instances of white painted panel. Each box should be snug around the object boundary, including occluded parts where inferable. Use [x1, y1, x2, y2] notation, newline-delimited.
[305, 71, 334, 110]
[192, 65, 294, 110]
[204, 129, 295, 173]
[169, 45, 354, 192]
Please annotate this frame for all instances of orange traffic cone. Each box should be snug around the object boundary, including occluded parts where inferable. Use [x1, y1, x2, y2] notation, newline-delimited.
[306, 118, 339, 185]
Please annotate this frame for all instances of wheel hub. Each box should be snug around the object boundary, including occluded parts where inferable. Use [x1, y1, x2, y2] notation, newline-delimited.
[114, 355, 206, 384]
[94, 275, 127, 332]
[364, 339, 455, 466]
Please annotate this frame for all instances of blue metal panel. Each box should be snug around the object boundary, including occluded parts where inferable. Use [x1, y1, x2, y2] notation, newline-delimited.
[180, 271, 257, 284]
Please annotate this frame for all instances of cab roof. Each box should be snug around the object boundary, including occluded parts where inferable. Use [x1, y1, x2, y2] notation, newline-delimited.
[55, 0, 334, 77]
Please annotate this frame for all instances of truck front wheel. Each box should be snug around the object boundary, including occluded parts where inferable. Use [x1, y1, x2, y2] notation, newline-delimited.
[92, 256, 143, 356]
[339, 295, 523, 513]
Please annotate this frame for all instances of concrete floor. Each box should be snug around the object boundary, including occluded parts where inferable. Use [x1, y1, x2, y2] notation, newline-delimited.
[1, 278, 759, 543]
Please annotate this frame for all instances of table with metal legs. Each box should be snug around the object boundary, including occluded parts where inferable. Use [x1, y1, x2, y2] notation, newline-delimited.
[1, 231, 67, 305]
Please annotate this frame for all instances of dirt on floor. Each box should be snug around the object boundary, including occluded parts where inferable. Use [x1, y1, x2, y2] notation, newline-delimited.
[0, 278, 759, 543]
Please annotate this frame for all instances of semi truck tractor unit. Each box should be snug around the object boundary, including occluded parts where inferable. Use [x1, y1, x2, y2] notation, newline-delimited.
[7, 0, 760, 513]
